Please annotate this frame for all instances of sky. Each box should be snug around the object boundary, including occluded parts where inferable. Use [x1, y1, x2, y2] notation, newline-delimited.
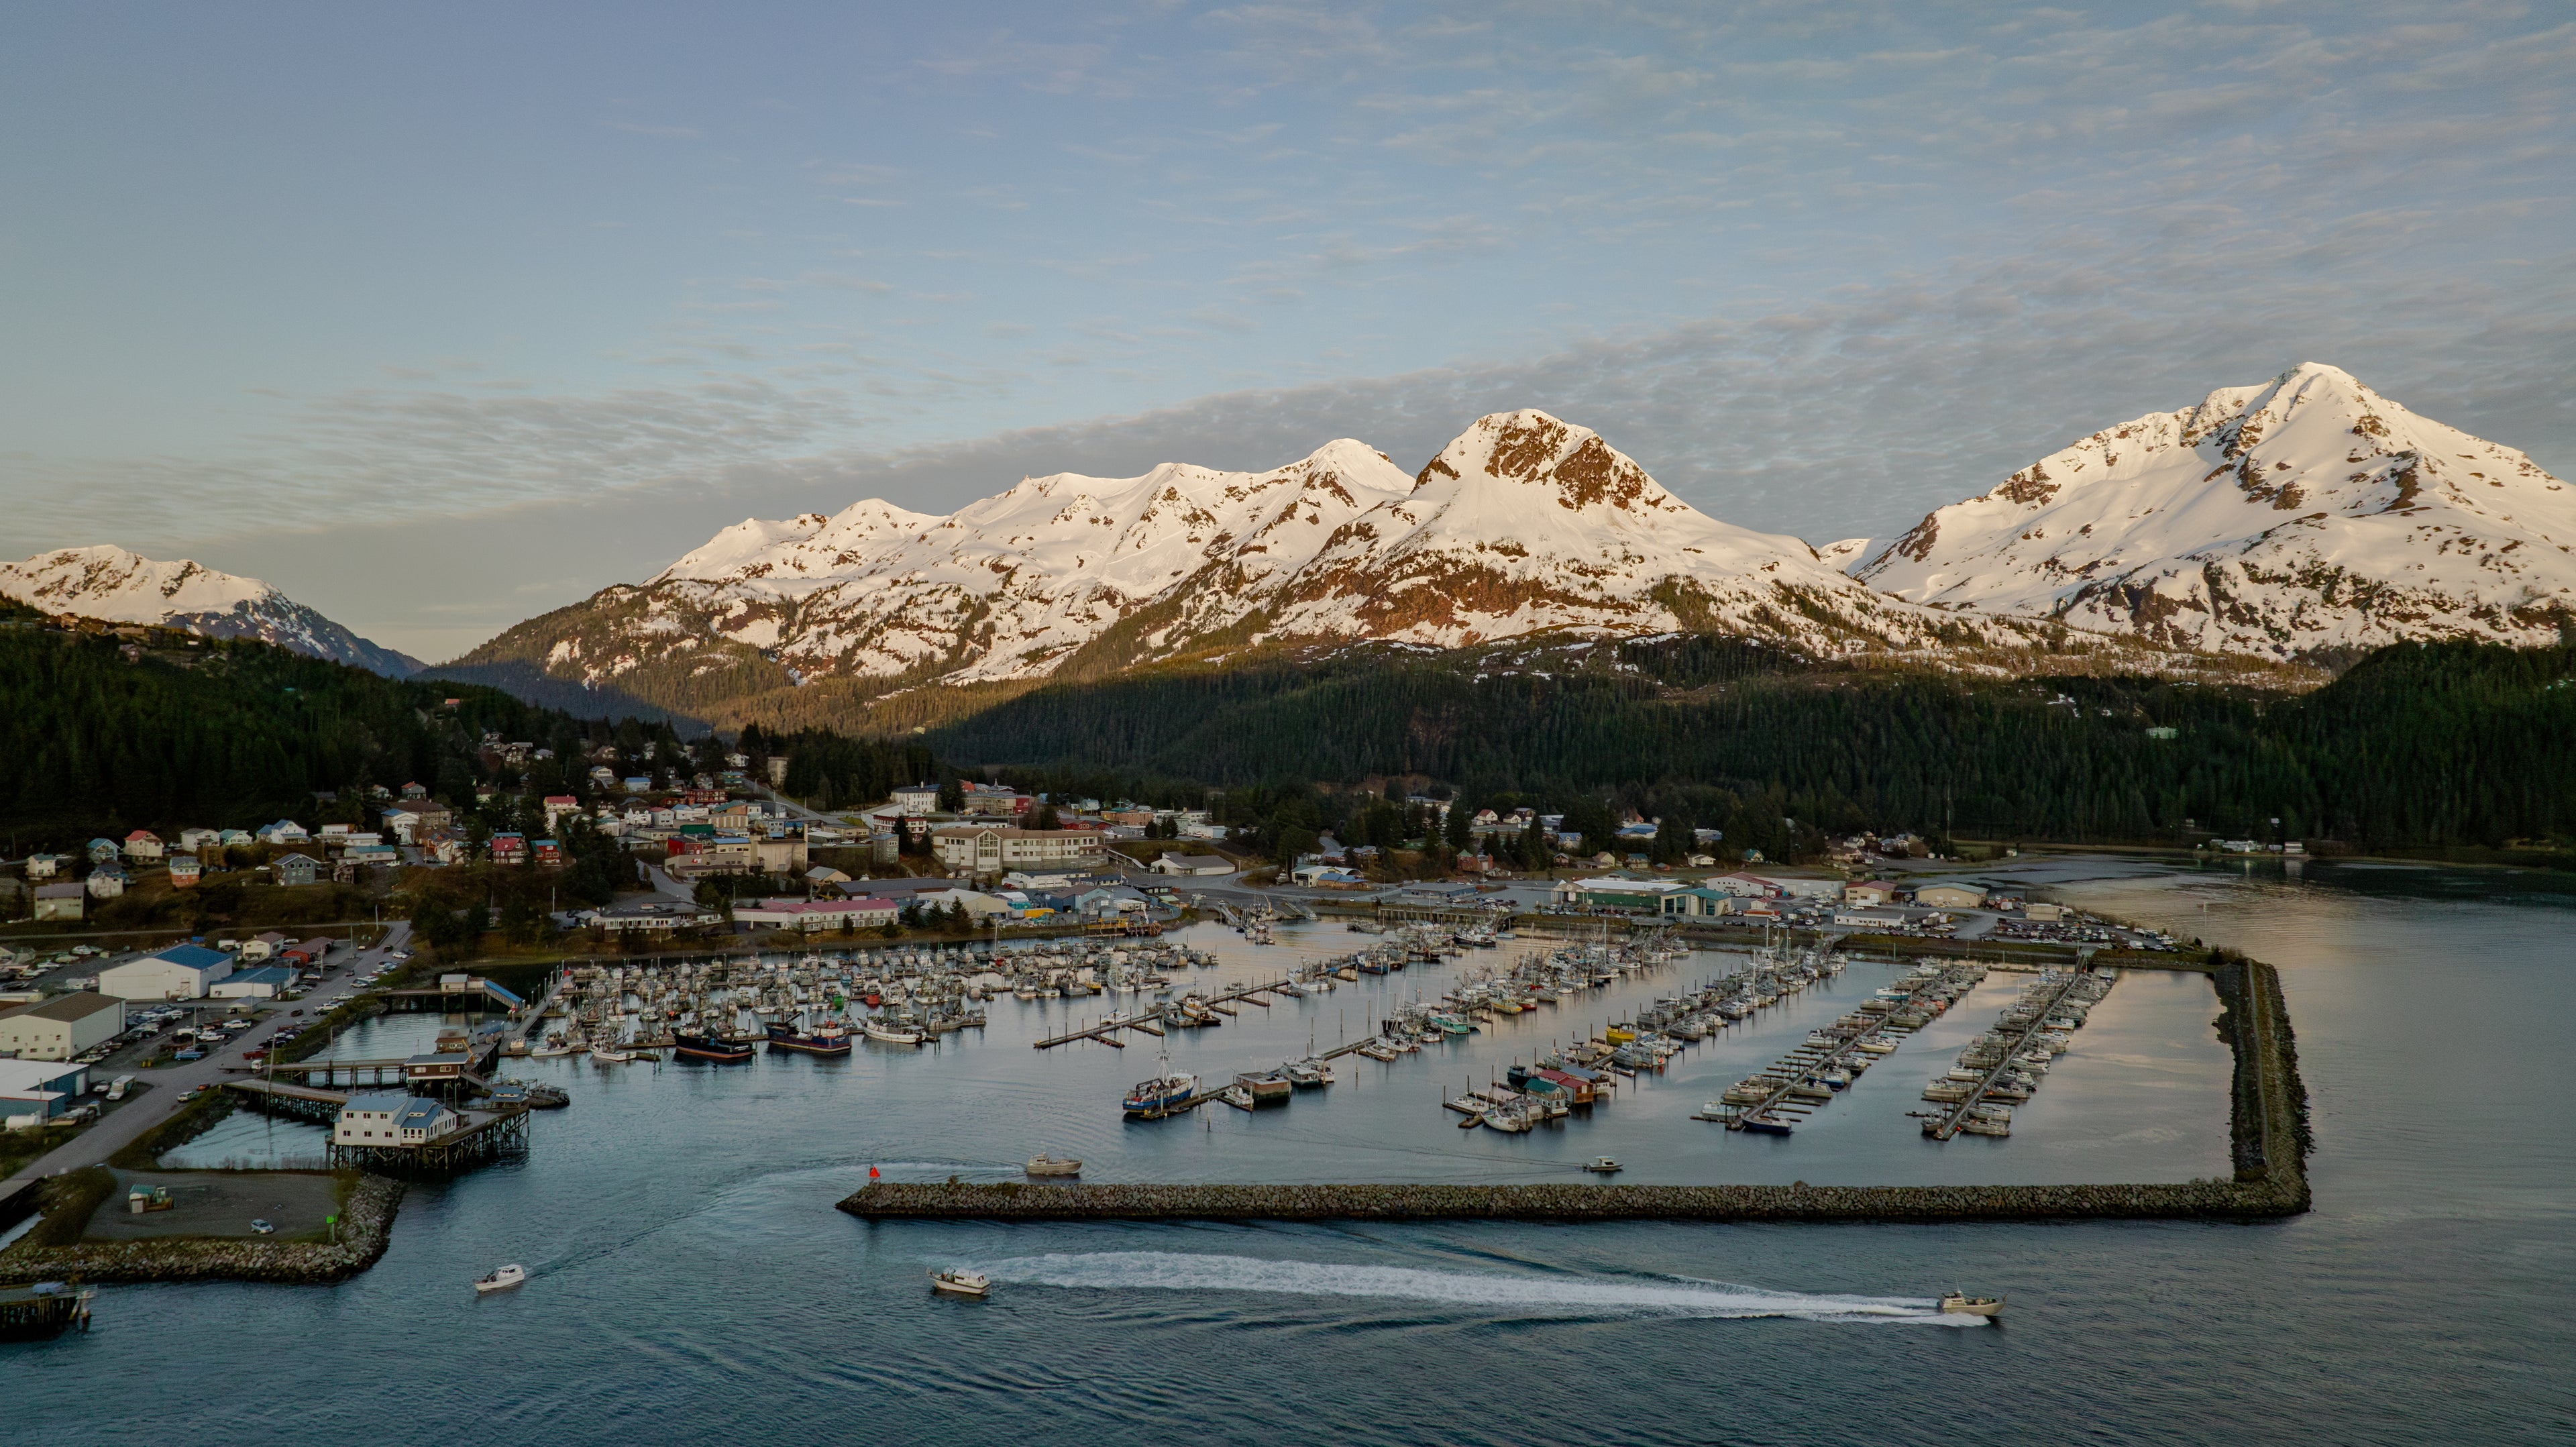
[3, 1, 2570, 661]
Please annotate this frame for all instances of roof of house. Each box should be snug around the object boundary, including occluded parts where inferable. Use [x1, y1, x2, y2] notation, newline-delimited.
[33, 882, 83, 899]
[396, 1099, 451, 1128]
[0, 992, 121, 1023]
[341, 1091, 415, 1114]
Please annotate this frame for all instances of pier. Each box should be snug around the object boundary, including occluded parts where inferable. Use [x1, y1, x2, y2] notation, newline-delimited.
[1708, 963, 1984, 1132]
[1921, 966, 2110, 1140]
[1032, 977, 1294, 1049]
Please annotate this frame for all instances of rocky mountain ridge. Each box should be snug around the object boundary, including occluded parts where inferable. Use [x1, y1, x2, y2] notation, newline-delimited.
[0, 545, 423, 678]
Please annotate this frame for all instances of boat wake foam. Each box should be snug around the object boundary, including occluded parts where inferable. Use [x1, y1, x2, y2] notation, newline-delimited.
[977, 1251, 1974, 1324]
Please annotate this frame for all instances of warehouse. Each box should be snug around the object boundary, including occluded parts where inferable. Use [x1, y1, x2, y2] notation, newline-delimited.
[97, 943, 233, 1001]
[0, 992, 125, 1061]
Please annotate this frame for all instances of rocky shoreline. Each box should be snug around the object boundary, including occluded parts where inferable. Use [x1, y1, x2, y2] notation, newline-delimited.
[0, 1173, 406, 1285]
[840, 959, 2312, 1225]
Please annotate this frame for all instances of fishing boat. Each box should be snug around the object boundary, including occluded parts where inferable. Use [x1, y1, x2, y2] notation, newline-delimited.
[474, 1264, 527, 1293]
[530, 1035, 578, 1059]
[1220, 1083, 1256, 1110]
[861, 1021, 926, 1046]
[1024, 1153, 1082, 1178]
[1122, 1053, 1199, 1116]
[1739, 1113, 1794, 1135]
[1283, 1059, 1330, 1089]
[672, 1032, 753, 1063]
[1584, 1157, 1622, 1174]
[1937, 1291, 2003, 1317]
[930, 1269, 991, 1299]
[766, 1017, 853, 1057]
[588, 1044, 635, 1064]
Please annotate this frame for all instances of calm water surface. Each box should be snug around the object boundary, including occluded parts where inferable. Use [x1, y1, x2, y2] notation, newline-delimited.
[13, 860, 2572, 1446]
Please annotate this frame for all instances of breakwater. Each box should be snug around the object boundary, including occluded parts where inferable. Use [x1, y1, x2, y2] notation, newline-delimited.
[0, 1172, 405, 1284]
[841, 957, 2310, 1224]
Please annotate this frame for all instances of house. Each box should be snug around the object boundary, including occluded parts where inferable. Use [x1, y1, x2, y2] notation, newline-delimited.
[0, 1059, 92, 1119]
[0, 992, 125, 1061]
[31, 882, 83, 921]
[1914, 883, 1986, 910]
[219, 828, 254, 847]
[25, 853, 66, 879]
[419, 826, 469, 865]
[930, 825, 1107, 876]
[623, 776, 652, 794]
[256, 819, 310, 845]
[209, 965, 295, 1000]
[541, 795, 582, 830]
[122, 829, 165, 861]
[85, 838, 119, 863]
[588, 765, 617, 786]
[732, 898, 902, 932]
[490, 834, 527, 865]
[333, 1093, 462, 1148]
[343, 844, 399, 867]
[381, 800, 454, 844]
[400, 781, 429, 800]
[167, 854, 202, 888]
[239, 931, 289, 961]
[532, 839, 564, 866]
[85, 865, 129, 899]
[177, 827, 222, 851]
[961, 782, 1026, 817]
[98, 944, 232, 1000]
[272, 853, 320, 887]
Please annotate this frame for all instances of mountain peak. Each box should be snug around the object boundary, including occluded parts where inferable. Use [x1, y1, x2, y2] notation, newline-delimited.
[0, 545, 421, 676]
[1415, 410, 1686, 518]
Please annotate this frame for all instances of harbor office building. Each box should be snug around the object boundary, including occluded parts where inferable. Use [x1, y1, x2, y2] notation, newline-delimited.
[0, 992, 125, 1061]
[931, 825, 1107, 878]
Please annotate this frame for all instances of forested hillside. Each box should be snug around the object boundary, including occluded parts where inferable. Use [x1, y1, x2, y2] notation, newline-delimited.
[928, 640, 2576, 854]
[0, 612, 591, 841]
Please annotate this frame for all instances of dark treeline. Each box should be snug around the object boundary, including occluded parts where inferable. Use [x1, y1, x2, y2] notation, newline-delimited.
[761, 725, 938, 811]
[928, 640, 2576, 853]
[0, 617, 667, 845]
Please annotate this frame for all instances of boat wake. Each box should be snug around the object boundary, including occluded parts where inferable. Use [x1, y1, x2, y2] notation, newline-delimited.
[975, 1251, 1978, 1325]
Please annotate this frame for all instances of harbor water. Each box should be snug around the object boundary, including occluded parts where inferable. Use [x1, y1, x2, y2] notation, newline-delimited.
[11, 859, 2571, 1445]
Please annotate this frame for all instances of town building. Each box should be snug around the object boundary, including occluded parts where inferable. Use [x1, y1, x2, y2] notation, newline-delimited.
[490, 833, 527, 865]
[1657, 888, 1735, 919]
[209, 966, 295, 1000]
[272, 853, 320, 887]
[931, 825, 1107, 876]
[381, 800, 455, 844]
[177, 827, 223, 851]
[583, 900, 724, 933]
[0, 993, 125, 1061]
[0, 1059, 92, 1120]
[1843, 879, 1900, 907]
[23, 853, 65, 879]
[122, 829, 165, 861]
[85, 865, 128, 899]
[732, 898, 900, 932]
[890, 782, 943, 816]
[333, 1092, 463, 1147]
[32, 882, 83, 922]
[1151, 852, 1234, 876]
[166, 854, 202, 888]
[256, 819, 310, 845]
[97, 944, 233, 1000]
[1914, 883, 1988, 910]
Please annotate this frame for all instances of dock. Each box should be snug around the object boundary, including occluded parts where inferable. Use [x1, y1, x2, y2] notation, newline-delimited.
[1713, 963, 1984, 1132]
[1922, 966, 2108, 1140]
[1031, 977, 1293, 1049]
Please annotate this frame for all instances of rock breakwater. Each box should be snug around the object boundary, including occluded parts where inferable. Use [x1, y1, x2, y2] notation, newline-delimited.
[0, 1173, 405, 1284]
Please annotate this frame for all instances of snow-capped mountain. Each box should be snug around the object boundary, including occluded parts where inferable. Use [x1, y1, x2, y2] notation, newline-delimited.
[1858, 364, 2575, 657]
[453, 411, 2129, 714]
[0, 545, 423, 677]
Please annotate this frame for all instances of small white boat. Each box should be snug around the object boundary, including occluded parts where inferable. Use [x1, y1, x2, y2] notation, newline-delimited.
[1583, 1157, 1621, 1175]
[589, 1045, 633, 1063]
[1024, 1153, 1082, 1178]
[863, 1022, 926, 1045]
[930, 1269, 990, 1298]
[474, 1264, 527, 1293]
[1938, 1291, 2003, 1316]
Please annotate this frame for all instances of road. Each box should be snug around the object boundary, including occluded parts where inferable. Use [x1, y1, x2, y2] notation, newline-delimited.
[1, 922, 413, 1194]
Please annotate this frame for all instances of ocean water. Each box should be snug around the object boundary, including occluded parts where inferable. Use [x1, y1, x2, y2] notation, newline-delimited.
[10, 860, 2571, 1446]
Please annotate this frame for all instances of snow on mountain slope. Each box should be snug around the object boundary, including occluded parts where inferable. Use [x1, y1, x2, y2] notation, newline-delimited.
[458, 414, 2135, 713]
[1859, 364, 2576, 656]
[1264, 411, 1990, 651]
[0, 545, 423, 676]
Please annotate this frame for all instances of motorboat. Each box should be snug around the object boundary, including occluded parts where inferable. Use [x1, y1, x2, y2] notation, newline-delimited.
[588, 1044, 633, 1064]
[1583, 1157, 1621, 1174]
[1123, 1053, 1199, 1116]
[862, 1022, 926, 1046]
[1938, 1291, 2003, 1317]
[474, 1264, 527, 1293]
[1220, 1083, 1256, 1110]
[672, 1033, 752, 1063]
[1024, 1153, 1082, 1178]
[1739, 1114, 1794, 1135]
[930, 1269, 991, 1299]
